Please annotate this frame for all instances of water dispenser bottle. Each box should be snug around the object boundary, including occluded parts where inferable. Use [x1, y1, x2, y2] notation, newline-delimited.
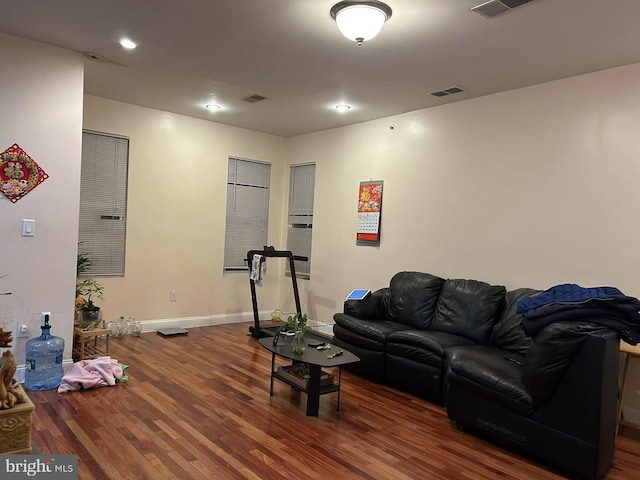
[25, 312, 65, 390]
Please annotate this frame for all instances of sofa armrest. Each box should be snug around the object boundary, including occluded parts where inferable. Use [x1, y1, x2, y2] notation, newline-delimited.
[344, 287, 390, 319]
[531, 326, 619, 477]
[523, 321, 611, 404]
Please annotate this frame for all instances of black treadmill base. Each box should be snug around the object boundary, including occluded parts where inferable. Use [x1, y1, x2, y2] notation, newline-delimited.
[249, 324, 283, 338]
[249, 324, 332, 342]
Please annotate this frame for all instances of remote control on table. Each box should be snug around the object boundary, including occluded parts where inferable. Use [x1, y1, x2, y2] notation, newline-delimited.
[328, 350, 343, 359]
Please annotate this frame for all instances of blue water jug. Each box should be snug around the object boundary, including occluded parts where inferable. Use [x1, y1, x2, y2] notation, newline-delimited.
[25, 312, 65, 390]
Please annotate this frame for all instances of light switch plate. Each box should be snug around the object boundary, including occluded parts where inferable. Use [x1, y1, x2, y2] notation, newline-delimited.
[21, 219, 35, 237]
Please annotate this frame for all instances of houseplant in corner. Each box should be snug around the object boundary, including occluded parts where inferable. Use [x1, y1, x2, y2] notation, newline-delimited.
[287, 313, 309, 354]
[75, 247, 105, 329]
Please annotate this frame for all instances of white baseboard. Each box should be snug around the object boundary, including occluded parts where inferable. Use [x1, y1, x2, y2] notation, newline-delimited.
[138, 311, 258, 333]
[307, 319, 334, 338]
[623, 406, 640, 425]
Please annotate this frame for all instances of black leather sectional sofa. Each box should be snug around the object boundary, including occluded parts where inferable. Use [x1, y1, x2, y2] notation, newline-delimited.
[332, 271, 622, 480]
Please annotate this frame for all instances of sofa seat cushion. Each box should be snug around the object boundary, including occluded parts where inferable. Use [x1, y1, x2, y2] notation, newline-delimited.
[387, 330, 476, 366]
[432, 279, 506, 344]
[332, 325, 384, 351]
[333, 313, 411, 346]
[446, 345, 535, 416]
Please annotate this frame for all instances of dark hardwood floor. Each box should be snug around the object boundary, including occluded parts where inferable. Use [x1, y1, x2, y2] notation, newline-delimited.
[27, 323, 640, 479]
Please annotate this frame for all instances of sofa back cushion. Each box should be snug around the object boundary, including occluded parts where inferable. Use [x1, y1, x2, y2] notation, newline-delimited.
[489, 288, 540, 355]
[387, 271, 445, 329]
[431, 278, 506, 344]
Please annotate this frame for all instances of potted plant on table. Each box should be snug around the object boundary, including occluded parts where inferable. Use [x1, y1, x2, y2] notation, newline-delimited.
[75, 247, 105, 329]
[75, 279, 104, 329]
[287, 313, 309, 354]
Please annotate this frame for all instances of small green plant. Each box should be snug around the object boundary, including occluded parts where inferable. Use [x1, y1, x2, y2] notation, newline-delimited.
[77, 251, 93, 276]
[75, 279, 104, 310]
[287, 313, 309, 332]
[75, 245, 104, 312]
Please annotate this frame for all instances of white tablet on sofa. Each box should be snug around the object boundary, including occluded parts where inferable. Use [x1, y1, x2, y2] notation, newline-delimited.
[346, 289, 371, 301]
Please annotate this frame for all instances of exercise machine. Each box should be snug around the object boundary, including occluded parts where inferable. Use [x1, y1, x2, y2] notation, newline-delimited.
[247, 246, 308, 338]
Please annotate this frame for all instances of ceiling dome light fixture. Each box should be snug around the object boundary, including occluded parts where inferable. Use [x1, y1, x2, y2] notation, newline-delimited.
[335, 104, 352, 112]
[330, 1, 392, 46]
[206, 104, 221, 112]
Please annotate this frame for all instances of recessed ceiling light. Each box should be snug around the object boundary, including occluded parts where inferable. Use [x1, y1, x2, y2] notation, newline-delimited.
[335, 104, 351, 112]
[119, 38, 137, 49]
[206, 104, 221, 112]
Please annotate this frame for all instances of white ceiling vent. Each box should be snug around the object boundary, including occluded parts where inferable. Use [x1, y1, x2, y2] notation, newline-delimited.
[471, 0, 536, 19]
[82, 52, 115, 63]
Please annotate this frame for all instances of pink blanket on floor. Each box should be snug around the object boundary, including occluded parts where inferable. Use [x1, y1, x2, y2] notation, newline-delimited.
[58, 356, 124, 393]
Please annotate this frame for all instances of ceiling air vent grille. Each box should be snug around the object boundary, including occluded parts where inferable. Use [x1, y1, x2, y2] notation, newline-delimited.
[82, 52, 114, 63]
[471, 0, 535, 19]
[242, 94, 268, 103]
[430, 86, 465, 98]
[501, 0, 535, 7]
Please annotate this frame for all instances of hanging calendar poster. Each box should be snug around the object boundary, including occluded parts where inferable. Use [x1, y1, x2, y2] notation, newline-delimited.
[357, 180, 383, 245]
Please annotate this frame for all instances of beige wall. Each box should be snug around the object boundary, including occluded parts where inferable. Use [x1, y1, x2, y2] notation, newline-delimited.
[82, 59, 640, 334]
[82, 96, 288, 323]
[0, 33, 84, 368]
[289, 62, 640, 324]
[3, 31, 640, 413]
[288, 63, 640, 420]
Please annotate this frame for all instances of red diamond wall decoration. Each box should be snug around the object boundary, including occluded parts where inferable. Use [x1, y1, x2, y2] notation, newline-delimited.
[0, 144, 48, 203]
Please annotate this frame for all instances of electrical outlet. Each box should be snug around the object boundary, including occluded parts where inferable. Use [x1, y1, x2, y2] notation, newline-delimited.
[17, 323, 28, 338]
[170, 290, 177, 302]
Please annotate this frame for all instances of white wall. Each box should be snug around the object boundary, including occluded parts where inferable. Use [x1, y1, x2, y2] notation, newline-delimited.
[0, 33, 83, 370]
[3, 31, 639, 413]
[82, 96, 288, 325]
[287, 62, 640, 420]
[81, 54, 640, 341]
[289, 62, 640, 323]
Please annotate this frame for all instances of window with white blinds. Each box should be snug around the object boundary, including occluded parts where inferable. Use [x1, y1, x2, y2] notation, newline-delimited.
[224, 157, 271, 272]
[78, 130, 129, 276]
[286, 163, 315, 279]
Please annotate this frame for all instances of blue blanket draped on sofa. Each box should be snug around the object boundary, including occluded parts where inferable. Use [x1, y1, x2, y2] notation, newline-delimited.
[517, 283, 640, 344]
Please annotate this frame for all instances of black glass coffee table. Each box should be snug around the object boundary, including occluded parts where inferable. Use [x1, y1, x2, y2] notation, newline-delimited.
[258, 337, 360, 416]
